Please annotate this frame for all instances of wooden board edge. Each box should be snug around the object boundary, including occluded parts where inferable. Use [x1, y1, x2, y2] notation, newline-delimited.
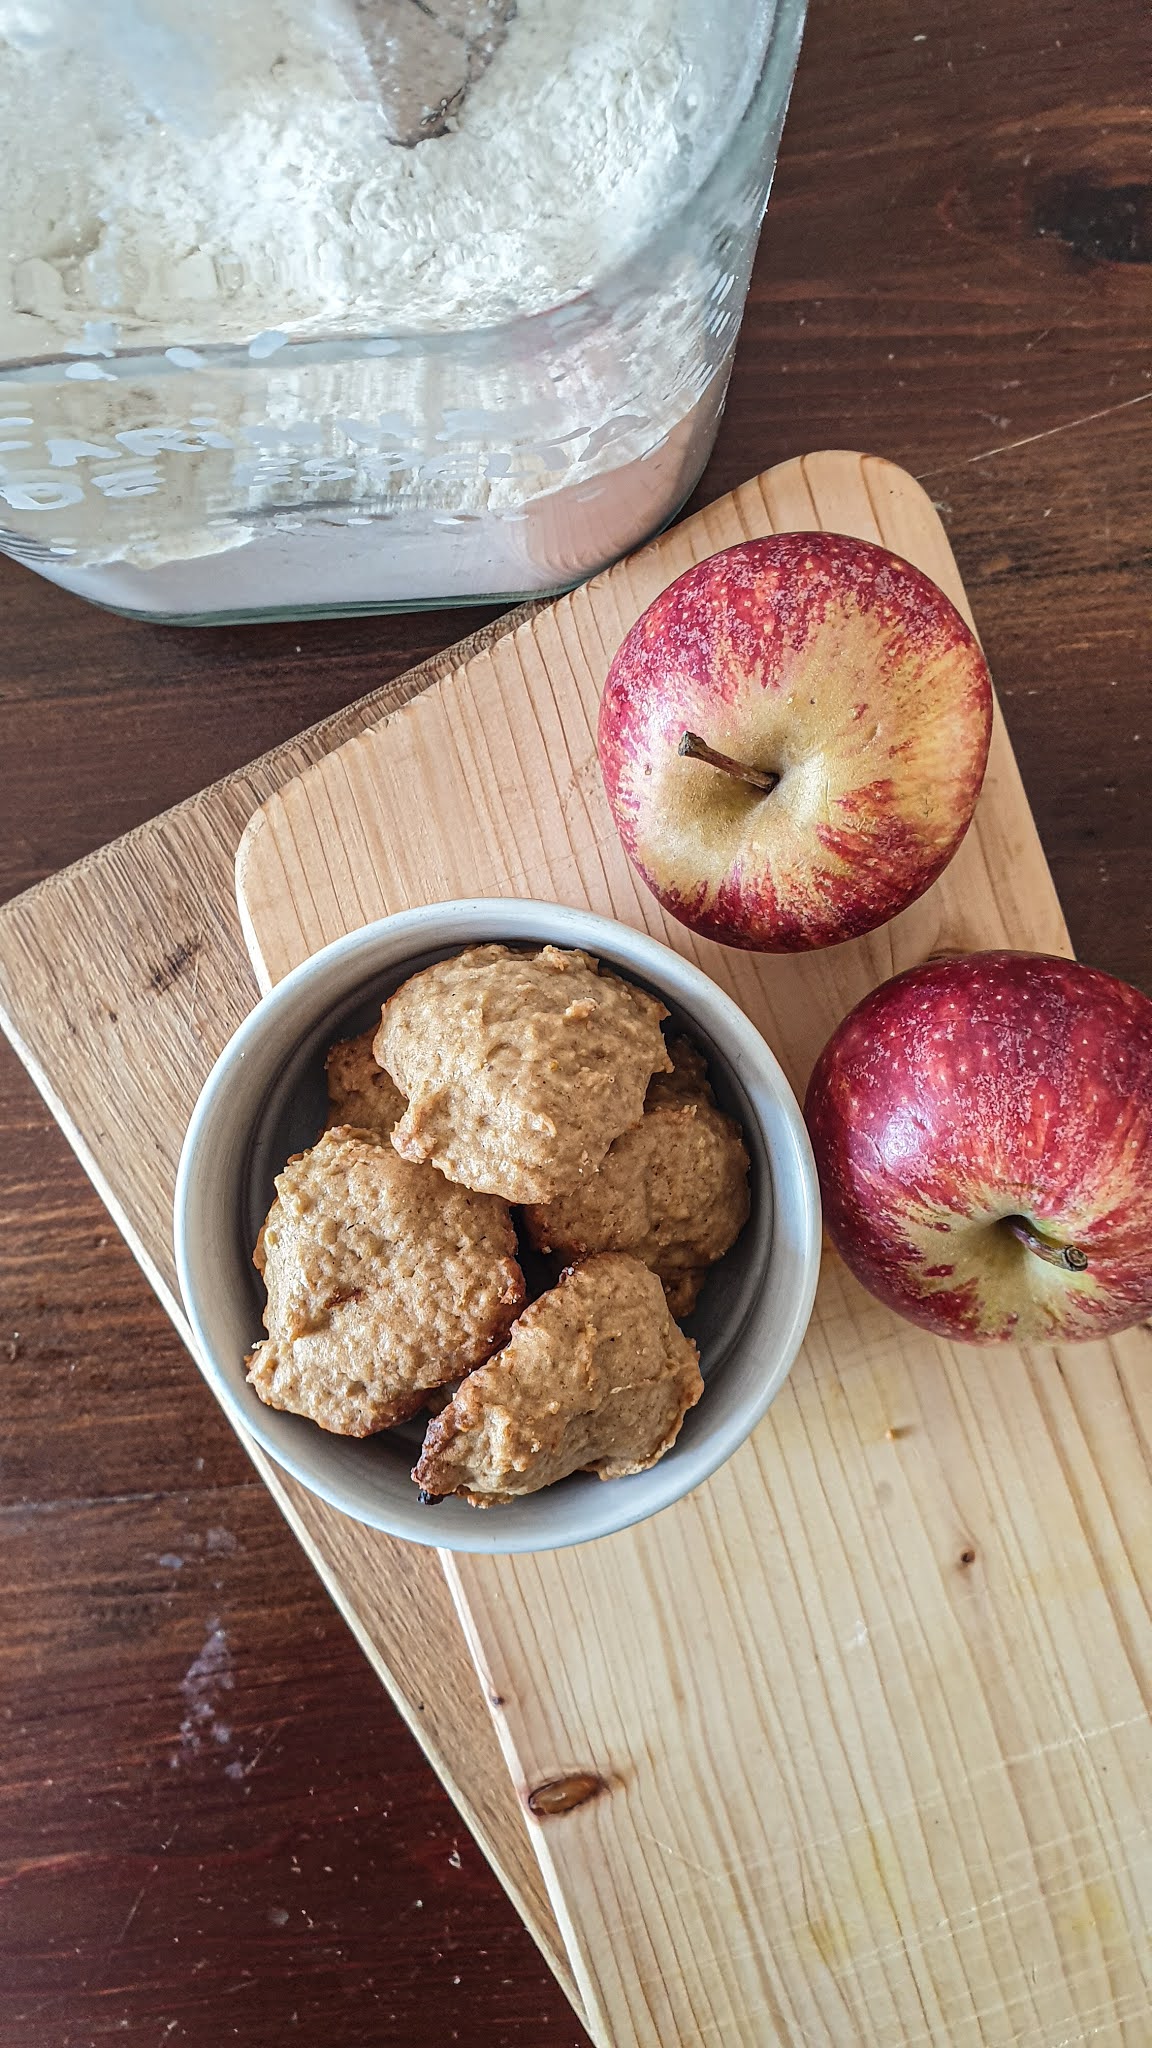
[235, 805, 276, 997]
[441, 1555, 611, 2046]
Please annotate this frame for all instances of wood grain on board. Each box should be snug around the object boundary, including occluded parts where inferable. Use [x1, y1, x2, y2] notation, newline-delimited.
[236, 451, 1152, 2048]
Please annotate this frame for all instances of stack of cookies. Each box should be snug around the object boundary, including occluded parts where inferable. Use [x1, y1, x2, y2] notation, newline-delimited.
[248, 944, 750, 1507]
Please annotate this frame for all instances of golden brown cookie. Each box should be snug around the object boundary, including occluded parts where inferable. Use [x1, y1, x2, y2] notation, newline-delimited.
[375, 944, 671, 1204]
[247, 1125, 524, 1437]
[523, 1092, 750, 1316]
[662, 1268, 708, 1320]
[645, 1033, 715, 1110]
[413, 1253, 703, 1505]
[324, 1026, 407, 1140]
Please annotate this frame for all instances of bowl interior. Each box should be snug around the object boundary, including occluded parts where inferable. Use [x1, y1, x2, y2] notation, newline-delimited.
[177, 906, 819, 1552]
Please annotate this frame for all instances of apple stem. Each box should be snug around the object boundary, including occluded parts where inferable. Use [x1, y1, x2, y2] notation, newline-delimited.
[678, 730, 780, 795]
[1003, 1216, 1089, 1273]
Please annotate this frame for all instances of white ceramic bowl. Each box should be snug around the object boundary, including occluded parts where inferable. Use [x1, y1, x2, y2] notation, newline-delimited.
[174, 900, 820, 1553]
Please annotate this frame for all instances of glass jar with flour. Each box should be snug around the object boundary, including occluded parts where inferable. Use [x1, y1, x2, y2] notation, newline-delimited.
[0, 0, 805, 622]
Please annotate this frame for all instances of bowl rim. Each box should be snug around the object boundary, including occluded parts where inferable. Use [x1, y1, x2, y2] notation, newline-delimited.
[174, 898, 821, 1553]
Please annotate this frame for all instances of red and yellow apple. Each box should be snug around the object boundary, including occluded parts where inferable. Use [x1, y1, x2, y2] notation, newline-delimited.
[597, 532, 993, 951]
[804, 951, 1152, 1343]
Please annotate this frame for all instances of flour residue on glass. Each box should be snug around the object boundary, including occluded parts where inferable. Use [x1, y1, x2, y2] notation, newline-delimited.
[0, 0, 783, 610]
[1, 0, 736, 350]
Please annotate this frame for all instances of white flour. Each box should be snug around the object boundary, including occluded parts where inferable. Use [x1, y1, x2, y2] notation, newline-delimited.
[1, 0, 718, 352]
[0, 0, 772, 607]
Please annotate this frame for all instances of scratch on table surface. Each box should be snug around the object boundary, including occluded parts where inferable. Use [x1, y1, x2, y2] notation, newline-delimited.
[108, 1865, 157, 1957]
[83, 1857, 167, 2004]
[224, 1716, 290, 1783]
[917, 387, 1152, 479]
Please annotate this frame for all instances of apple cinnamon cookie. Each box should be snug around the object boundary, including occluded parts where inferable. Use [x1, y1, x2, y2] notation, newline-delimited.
[323, 1026, 407, 1140]
[663, 1268, 709, 1320]
[645, 1032, 715, 1110]
[412, 1253, 703, 1505]
[374, 944, 672, 1204]
[247, 1125, 524, 1437]
[523, 1082, 750, 1319]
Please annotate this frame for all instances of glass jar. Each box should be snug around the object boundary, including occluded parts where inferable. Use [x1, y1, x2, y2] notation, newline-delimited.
[0, 1, 806, 623]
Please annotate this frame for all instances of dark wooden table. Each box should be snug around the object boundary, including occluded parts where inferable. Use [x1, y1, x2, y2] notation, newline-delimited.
[2, 3, 1149, 2044]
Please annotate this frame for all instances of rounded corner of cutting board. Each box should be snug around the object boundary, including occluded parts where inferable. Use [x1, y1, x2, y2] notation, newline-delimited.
[234, 801, 279, 993]
[235, 791, 271, 882]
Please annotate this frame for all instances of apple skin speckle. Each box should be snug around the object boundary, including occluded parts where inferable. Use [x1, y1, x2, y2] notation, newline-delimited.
[804, 952, 1152, 1344]
[597, 531, 992, 953]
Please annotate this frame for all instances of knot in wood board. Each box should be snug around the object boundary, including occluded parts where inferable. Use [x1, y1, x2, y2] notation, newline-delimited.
[526, 1772, 610, 1817]
[1034, 176, 1152, 265]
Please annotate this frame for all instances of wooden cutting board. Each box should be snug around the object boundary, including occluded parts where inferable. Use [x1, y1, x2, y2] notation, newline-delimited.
[236, 453, 1152, 2047]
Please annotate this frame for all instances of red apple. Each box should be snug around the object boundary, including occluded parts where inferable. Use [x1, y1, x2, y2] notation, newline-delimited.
[804, 951, 1152, 1344]
[598, 532, 993, 951]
